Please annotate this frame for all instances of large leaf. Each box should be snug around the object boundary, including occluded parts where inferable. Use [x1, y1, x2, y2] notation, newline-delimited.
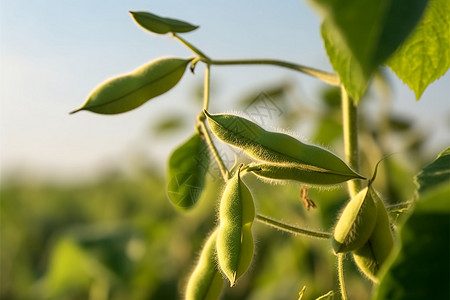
[313, 0, 429, 103]
[167, 133, 210, 210]
[71, 57, 192, 114]
[321, 21, 368, 102]
[44, 238, 112, 299]
[129, 11, 198, 35]
[388, 0, 450, 99]
[373, 147, 450, 300]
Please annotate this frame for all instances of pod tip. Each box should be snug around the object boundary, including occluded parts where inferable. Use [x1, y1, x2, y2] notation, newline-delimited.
[69, 107, 83, 115]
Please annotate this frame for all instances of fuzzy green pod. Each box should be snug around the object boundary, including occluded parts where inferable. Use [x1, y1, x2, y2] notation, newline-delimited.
[71, 57, 192, 114]
[130, 11, 198, 35]
[353, 187, 394, 282]
[216, 169, 255, 287]
[332, 186, 378, 253]
[248, 162, 363, 185]
[204, 110, 364, 184]
[185, 229, 223, 300]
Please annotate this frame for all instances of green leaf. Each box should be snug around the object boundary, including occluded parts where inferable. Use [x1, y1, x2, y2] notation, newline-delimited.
[388, 0, 450, 99]
[321, 21, 368, 102]
[314, 0, 429, 103]
[204, 110, 365, 185]
[152, 115, 186, 135]
[313, 114, 342, 145]
[373, 184, 449, 299]
[44, 238, 92, 298]
[388, 115, 413, 132]
[415, 147, 450, 195]
[167, 133, 210, 210]
[319, 86, 341, 109]
[373, 148, 450, 300]
[129, 11, 198, 35]
[71, 57, 192, 115]
[44, 237, 113, 298]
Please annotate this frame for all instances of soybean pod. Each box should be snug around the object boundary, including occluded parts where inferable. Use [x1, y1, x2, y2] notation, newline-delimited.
[185, 229, 223, 300]
[204, 111, 364, 185]
[352, 187, 394, 282]
[130, 11, 198, 35]
[71, 57, 192, 115]
[216, 168, 255, 287]
[247, 162, 364, 186]
[332, 186, 378, 253]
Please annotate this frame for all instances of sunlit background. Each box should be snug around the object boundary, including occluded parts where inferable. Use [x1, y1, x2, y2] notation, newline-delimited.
[1, 1, 449, 300]
[1, 0, 448, 181]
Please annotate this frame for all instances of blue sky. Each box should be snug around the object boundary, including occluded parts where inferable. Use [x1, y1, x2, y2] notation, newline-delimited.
[1, 0, 449, 181]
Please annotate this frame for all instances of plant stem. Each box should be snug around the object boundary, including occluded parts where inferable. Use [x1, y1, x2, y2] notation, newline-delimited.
[172, 33, 210, 60]
[255, 214, 331, 239]
[338, 254, 348, 300]
[173, 33, 339, 85]
[207, 58, 339, 86]
[386, 201, 413, 212]
[203, 64, 211, 110]
[199, 120, 229, 181]
[341, 86, 362, 197]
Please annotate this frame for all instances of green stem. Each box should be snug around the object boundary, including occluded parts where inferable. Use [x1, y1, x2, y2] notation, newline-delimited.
[208, 58, 339, 86]
[338, 254, 348, 300]
[255, 214, 331, 239]
[341, 86, 362, 197]
[199, 120, 229, 181]
[386, 201, 413, 212]
[203, 64, 211, 110]
[173, 34, 339, 85]
[172, 33, 210, 60]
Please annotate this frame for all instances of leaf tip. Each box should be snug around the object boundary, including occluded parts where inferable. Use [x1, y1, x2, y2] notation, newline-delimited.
[414, 90, 424, 101]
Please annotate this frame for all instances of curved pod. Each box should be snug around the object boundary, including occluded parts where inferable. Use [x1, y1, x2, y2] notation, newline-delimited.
[130, 11, 198, 35]
[249, 162, 364, 185]
[186, 229, 223, 300]
[353, 187, 394, 282]
[72, 57, 192, 114]
[332, 186, 378, 253]
[204, 111, 364, 184]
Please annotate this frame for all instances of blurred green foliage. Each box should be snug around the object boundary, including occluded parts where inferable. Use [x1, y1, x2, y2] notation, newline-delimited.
[1, 168, 373, 300]
[0, 82, 440, 299]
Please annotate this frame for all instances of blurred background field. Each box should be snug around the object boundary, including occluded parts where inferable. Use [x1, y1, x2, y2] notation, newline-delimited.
[1, 1, 449, 299]
[1, 80, 442, 299]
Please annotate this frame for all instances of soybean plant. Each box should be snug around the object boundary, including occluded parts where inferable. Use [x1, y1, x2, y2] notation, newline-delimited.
[72, 6, 449, 300]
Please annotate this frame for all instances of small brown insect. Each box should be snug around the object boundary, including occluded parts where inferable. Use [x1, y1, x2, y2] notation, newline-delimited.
[300, 186, 317, 211]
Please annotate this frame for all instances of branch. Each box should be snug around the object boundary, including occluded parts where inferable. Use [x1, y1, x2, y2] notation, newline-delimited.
[255, 214, 331, 239]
